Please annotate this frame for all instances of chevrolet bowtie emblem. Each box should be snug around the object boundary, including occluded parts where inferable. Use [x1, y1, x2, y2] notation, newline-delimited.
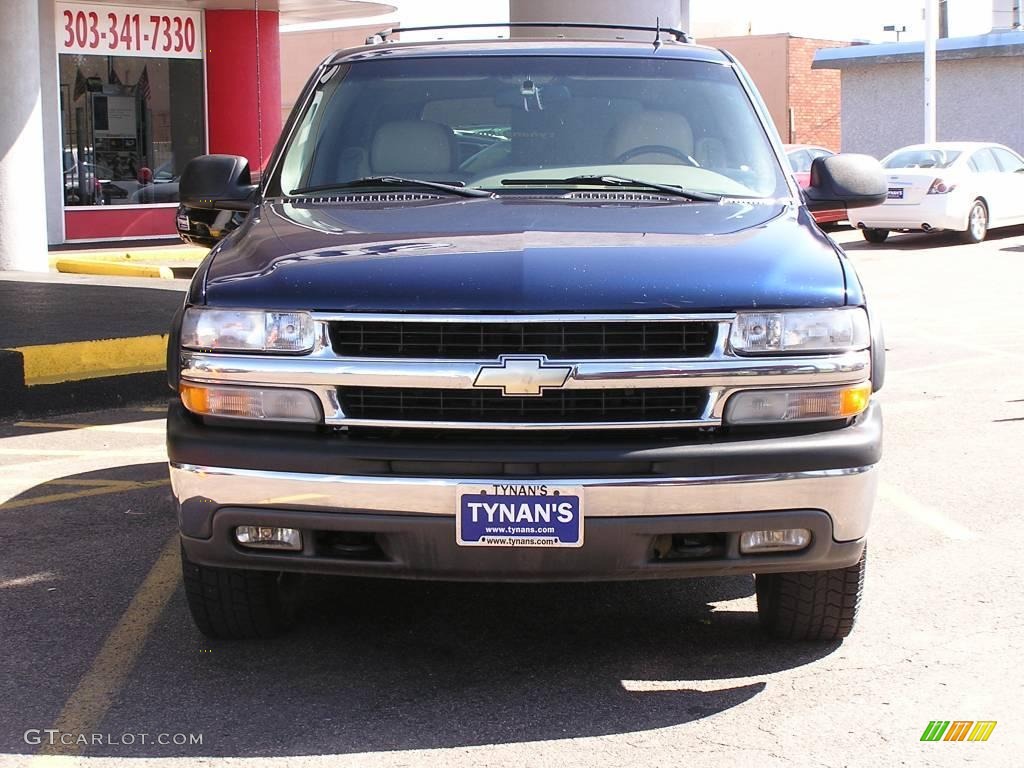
[473, 356, 573, 397]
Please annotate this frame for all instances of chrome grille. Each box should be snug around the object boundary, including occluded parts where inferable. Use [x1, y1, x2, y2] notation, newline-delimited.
[180, 311, 872, 431]
[337, 386, 708, 424]
[329, 319, 717, 360]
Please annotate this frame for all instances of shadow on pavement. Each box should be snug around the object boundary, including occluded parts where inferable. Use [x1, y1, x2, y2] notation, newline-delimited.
[0, 462, 841, 759]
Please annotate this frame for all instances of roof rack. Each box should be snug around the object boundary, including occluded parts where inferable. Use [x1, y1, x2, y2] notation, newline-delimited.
[365, 22, 690, 46]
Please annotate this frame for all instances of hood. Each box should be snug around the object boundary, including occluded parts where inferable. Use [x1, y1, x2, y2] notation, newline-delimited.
[201, 197, 848, 312]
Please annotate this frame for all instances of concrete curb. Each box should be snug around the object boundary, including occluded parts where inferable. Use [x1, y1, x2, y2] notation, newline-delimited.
[51, 245, 207, 280]
[55, 259, 178, 280]
[0, 336, 169, 418]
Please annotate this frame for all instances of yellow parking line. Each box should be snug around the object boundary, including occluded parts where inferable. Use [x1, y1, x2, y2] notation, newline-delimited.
[43, 479, 143, 488]
[0, 572, 57, 589]
[0, 479, 169, 510]
[37, 534, 181, 757]
[0, 448, 165, 457]
[878, 483, 977, 541]
[11, 335, 168, 386]
[14, 421, 165, 435]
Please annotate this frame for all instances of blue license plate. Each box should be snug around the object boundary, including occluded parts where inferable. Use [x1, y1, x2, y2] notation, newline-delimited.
[456, 485, 584, 547]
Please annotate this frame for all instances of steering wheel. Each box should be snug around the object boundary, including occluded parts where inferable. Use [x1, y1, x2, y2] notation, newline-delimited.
[614, 145, 700, 166]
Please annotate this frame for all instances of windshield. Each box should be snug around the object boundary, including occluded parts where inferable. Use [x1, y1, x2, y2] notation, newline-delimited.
[884, 148, 961, 169]
[272, 55, 789, 200]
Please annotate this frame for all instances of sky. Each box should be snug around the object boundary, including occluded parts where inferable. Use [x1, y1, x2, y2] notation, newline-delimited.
[282, 0, 1002, 43]
[691, 0, 994, 41]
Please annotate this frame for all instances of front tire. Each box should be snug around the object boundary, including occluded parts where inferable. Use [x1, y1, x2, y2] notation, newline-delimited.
[862, 228, 889, 244]
[181, 543, 297, 640]
[960, 200, 988, 244]
[756, 548, 866, 641]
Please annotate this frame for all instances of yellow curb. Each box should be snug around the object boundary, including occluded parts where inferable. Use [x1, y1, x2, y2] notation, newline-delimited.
[50, 247, 208, 264]
[11, 335, 168, 386]
[55, 258, 177, 279]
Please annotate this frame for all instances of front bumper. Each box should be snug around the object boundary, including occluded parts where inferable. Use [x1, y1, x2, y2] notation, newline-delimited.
[169, 402, 881, 581]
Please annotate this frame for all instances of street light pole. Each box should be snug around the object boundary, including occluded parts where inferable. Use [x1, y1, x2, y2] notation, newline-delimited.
[924, 0, 938, 143]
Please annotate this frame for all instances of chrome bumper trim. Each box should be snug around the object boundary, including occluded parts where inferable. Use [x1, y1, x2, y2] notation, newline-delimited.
[169, 462, 877, 541]
[180, 349, 870, 429]
[180, 350, 870, 391]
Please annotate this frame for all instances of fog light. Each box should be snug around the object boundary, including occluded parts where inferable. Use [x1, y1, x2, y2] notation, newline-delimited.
[739, 528, 811, 554]
[180, 382, 321, 423]
[235, 526, 302, 551]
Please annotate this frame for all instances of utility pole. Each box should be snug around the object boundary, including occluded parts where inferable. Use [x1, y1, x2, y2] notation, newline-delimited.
[939, 0, 949, 38]
[924, 0, 938, 143]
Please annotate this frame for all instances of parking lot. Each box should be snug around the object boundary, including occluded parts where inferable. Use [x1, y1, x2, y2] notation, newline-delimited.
[1, 226, 1023, 767]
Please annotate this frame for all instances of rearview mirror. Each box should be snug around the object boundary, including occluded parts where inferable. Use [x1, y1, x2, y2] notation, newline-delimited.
[804, 154, 887, 211]
[179, 154, 257, 212]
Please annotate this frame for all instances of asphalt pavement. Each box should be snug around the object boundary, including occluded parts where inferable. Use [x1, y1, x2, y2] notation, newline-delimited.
[1, 226, 1023, 767]
[0, 272, 186, 418]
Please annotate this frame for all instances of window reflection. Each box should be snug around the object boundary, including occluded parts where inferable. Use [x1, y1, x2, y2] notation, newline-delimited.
[59, 54, 205, 206]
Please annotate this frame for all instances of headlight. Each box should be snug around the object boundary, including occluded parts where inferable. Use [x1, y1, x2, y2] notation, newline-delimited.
[181, 308, 315, 353]
[725, 383, 871, 425]
[730, 308, 868, 355]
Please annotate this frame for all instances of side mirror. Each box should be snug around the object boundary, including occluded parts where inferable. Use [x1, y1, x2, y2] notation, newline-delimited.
[805, 154, 887, 211]
[178, 154, 257, 212]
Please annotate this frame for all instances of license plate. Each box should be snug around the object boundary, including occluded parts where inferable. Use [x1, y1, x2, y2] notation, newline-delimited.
[456, 484, 584, 547]
[887, 188, 904, 200]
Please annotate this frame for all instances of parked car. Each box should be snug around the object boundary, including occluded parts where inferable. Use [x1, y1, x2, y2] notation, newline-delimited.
[169, 24, 887, 643]
[784, 144, 845, 225]
[849, 141, 1024, 244]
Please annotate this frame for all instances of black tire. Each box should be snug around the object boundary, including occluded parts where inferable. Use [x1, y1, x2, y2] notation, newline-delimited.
[862, 228, 889, 244]
[181, 543, 297, 640]
[755, 548, 866, 641]
[959, 199, 988, 244]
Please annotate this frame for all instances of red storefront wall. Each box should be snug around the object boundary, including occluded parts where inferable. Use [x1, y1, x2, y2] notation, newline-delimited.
[64, 8, 281, 242]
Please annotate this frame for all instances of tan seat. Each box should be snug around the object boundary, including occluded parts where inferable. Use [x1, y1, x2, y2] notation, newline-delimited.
[607, 111, 695, 164]
[370, 120, 456, 176]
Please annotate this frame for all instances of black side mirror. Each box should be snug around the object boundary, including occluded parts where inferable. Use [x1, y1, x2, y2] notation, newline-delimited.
[179, 154, 257, 212]
[805, 154, 887, 212]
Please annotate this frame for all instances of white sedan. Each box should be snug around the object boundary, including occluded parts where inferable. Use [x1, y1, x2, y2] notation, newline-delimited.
[849, 142, 1024, 244]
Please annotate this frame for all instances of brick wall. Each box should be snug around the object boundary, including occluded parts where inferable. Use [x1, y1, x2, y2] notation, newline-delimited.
[787, 37, 848, 150]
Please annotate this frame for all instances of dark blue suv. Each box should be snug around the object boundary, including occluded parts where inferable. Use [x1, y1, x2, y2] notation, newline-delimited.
[170, 25, 887, 642]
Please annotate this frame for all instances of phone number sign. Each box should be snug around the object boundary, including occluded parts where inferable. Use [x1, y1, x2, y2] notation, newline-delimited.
[57, 3, 203, 59]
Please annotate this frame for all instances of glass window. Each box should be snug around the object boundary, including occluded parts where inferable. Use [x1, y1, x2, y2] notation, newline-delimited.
[59, 54, 205, 206]
[968, 149, 1000, 173]
[788, 150, 811, 173]
[275, 56, 789, 199]
[991, 147, 1024, 173]
[884, 148, 960, 169]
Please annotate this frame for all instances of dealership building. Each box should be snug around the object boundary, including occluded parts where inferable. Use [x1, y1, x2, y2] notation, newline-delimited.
[2, 0, 397, 272]
[3, 0, 693, 271]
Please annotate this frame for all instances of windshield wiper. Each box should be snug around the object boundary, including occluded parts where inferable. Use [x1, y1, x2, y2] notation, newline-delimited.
[289, 176, 493, 198]
[501, 174, 722, 202]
